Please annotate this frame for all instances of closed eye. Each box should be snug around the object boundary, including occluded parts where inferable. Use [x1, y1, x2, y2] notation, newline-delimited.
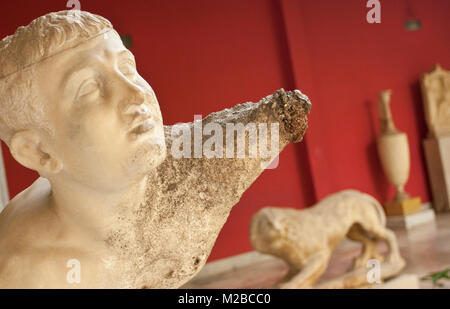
[77, 79, 100, 98]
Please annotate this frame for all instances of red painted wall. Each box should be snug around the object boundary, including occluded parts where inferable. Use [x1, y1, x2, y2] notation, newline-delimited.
[0, 0, 449, 261]
[280, 0, 450, 203]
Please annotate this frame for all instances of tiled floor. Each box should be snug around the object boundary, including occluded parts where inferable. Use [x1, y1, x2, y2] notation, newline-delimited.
[184, 213, 450, 289]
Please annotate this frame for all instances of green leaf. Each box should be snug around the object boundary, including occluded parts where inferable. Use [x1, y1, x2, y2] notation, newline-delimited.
[420, 268, 450, 288]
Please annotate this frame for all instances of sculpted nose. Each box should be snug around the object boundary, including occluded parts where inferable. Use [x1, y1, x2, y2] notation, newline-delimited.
[118, 79, 147, 113]
[127, 84, 146, 106]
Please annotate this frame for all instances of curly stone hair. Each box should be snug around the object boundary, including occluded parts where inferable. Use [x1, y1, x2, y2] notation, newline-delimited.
[0, 10, 114, 144]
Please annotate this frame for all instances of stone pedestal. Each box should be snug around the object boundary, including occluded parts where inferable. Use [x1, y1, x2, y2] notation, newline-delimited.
[423, 136, 450, 213]
[386, 207, 436, 229]
[385, 197, 422, 216]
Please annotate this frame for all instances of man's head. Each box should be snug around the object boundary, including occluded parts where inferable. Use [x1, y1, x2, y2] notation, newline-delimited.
[0, 11, 166, 192]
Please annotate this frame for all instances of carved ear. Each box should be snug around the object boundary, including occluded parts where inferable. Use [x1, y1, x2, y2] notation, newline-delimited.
[9, 130, 62, 175]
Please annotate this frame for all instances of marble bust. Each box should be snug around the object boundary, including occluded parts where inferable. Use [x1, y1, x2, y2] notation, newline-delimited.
[0, 11, 311, 288]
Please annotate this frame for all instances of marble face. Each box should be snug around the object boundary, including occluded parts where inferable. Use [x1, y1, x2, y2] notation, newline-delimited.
[35, 31, 166, 191]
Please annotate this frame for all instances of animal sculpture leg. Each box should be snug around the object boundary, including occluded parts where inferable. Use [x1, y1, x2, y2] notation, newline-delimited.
[362, 225, 404, 265]
[347, 225, 384, 269]
[278, 251, 330, 289]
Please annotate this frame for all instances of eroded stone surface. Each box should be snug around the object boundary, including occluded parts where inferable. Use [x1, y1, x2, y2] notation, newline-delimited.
[101, 89, 311, 288]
